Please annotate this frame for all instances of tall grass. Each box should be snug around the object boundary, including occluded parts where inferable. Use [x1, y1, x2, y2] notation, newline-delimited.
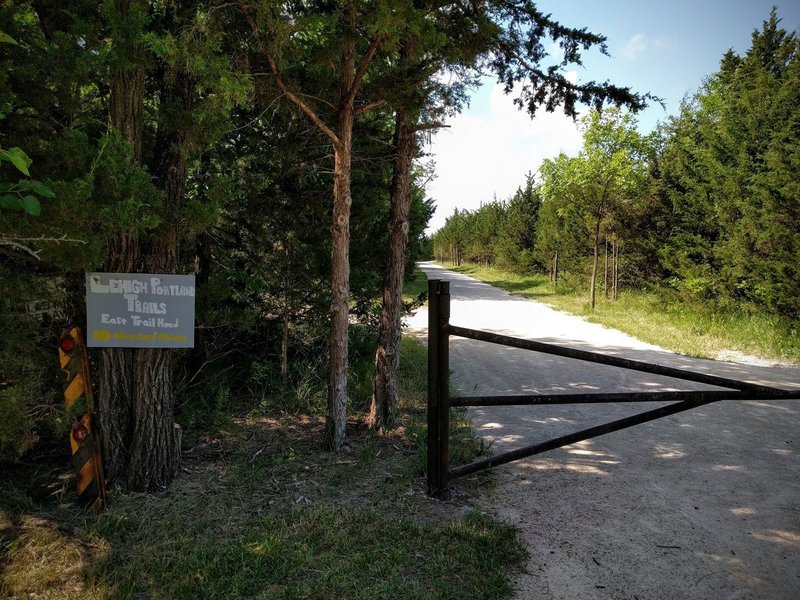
[446, 262, 800, 365]
[0, 332, 526, 600]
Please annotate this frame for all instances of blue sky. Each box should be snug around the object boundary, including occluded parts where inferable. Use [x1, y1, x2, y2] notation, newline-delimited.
[424, 1, 800, 231]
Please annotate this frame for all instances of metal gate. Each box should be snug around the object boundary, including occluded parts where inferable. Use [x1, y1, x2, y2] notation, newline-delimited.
[425, 279, 800, 499]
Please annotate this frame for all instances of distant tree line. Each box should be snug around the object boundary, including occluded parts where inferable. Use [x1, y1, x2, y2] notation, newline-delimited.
[433, 10, 799, 320]
[0, 1, 648, 489]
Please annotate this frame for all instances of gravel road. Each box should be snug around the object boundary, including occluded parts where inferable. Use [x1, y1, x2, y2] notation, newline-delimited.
[407, 262, 800, 600]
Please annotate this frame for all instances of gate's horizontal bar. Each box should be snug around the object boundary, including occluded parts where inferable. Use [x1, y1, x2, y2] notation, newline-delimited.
[448, 398, 717, 479]
[450, 389, 800, 407]
[446, 325, 777, 394]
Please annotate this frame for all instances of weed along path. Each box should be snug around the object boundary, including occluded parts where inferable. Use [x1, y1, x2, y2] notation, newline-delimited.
[407, 262, 800, 600]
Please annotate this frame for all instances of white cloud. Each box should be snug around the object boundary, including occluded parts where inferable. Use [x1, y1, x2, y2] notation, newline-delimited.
[623, 33, 647, 60]
[652, 36, 674, 50]
[423, 80, 583, 232]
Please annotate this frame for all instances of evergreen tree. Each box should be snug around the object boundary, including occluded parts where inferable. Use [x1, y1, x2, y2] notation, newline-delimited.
[495, 174, 541, 273]
[654, 9, 800, 317]
[539, 109, 650, 308]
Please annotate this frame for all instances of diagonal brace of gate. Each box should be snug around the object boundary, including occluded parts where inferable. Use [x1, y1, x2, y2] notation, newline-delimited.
[426, 279, 800, 499]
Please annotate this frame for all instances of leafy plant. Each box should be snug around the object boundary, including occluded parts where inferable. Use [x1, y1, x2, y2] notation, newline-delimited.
[0, 33, 54, 216]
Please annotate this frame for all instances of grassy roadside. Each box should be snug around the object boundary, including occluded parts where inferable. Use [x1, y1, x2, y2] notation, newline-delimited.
[0, 335, 525, 599]
[444, 262, 800, 365]
[402, 266, 429, 305]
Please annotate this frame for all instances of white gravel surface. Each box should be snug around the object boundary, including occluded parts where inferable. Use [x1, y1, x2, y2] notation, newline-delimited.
[408, 262, 800, 600]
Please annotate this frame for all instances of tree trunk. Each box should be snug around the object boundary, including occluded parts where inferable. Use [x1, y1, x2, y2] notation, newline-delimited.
[97, 0, 145, 485]
[125, 68, 192, 490]
[98, 234, 139, 484]
[108, 0, 145, 159]
[281, 240, 290, 382]
[190, 153, 213, 377]
[281, 297, 289, 382]
[325, 110, 354, 451]
[368, 109, 415, 431]
[189, 230, 212, 378]
[604, 235, 609, 299]
[590, 223, 600, 310]
[553, 250, 559, 287]
[248, 0, 379, 451]
[128, 234, 182, 490]
[128, 347, 181, 490]
[611, 240, 619, 302]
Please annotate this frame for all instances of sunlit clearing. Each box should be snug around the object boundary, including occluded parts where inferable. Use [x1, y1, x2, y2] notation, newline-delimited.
[530, 417, 575, 425]
[712, 465, 743, 472]
[745, 401, 797, 413]
[752, 529, 800, 547]
[567, 382, 600, 390]
[566, 449, 608, 457]
[521, 458, 609, 476]
[702, 552, 745, 568]
[730, 507, 756, 516]
[653, 443, 686, 459]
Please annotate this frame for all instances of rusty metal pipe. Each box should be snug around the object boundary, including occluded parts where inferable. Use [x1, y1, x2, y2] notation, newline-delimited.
[450, 389, 800, 407]
[449, 398, 718, 479]
[446, 324, 777, 394]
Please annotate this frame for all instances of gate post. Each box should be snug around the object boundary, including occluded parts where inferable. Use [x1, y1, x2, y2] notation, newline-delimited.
[427, 279, 451, 499]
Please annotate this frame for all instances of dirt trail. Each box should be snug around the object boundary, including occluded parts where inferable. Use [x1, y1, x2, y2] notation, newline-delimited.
[408, 262, 800, 600]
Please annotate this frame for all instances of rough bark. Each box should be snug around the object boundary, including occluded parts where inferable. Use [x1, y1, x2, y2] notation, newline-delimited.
[96, 0, 145, 485]
[108, 0, 145, 162]
[590, 222, 600, 309]
[368, 109, 415, 430]
[242, 0, 380, 451]
[604, 235, 609, 299]
[611, 240, 619, 302]
[281, 240, 290, 381]
[325, 111, 353, 451]
[189, 231, 212, 377]
[125, 68, 192, 490]
[127, 348, 181, 490]
[323, 3, 367, 450]
[97, 234, 140, 484]
[553, 250, 559, 286]
[281, 298, 289, 381]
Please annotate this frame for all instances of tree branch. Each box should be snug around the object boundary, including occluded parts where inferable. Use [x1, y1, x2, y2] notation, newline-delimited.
[413, 122, 450, 132]
[0, 233, 87, 261]
[355, 99, 387, 115]
[346, 36, 382, 107]
[265, 54, 340, 146]
[237, 1, 340, 146]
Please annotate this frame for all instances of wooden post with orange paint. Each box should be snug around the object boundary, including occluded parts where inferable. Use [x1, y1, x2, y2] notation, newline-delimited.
[58, 327, 107, 512]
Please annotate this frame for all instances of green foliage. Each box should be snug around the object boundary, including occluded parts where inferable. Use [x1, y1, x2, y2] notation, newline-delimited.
[92, 133, 163, 232]
[541, 108, 651, 246]
[534, 186, 587, 276]
[449, 262, 800, 364]
[434, 9, 799, 326]
[0, 146, 31, 176]
[8, 0, 793, 472]
[494, 174, 542, 273]
[431, 202, 496, 268]
[652, 9, 800, 318]
[0, 273, 66, 460]
[0, 40, 55, 218]
[0, 403, 526, 599]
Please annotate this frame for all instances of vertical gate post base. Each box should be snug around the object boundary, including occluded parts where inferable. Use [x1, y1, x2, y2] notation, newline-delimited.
[427, 279, 451, 499]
